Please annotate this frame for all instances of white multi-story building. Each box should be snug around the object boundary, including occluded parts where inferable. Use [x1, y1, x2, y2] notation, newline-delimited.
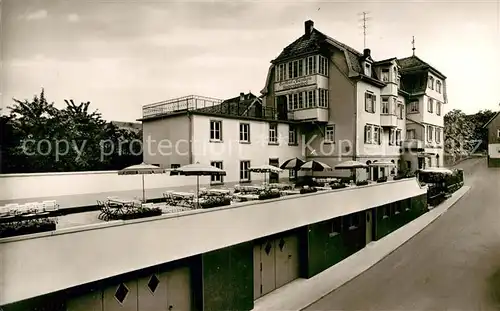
[141, 20, 447, 180]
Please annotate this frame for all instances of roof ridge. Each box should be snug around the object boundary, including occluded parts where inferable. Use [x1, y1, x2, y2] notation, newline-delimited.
[315, 28, 362, 56]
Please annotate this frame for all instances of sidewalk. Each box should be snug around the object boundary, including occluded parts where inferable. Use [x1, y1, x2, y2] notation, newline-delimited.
[252, 186, 471, 311]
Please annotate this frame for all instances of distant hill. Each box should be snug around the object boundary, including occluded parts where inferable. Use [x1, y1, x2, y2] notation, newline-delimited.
[110, 121, 142, 133]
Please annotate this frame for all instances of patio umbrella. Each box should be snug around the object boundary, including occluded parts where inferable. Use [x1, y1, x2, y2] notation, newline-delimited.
[368, 161, 396, 167]
[171, 163, 226, 206]
[300, 160, 332, 177]
[334, 160, 368, 183]
[280, 157, 305, 179]
[249, 164, 283, 184]
[118, 162, 165, 202]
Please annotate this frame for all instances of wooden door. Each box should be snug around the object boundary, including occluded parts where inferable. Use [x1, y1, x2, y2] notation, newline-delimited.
[103, 280, 137, 311]
[165, 267, 191, 311]
[137, 272, 168, 311]
[260, 240, 276, 296]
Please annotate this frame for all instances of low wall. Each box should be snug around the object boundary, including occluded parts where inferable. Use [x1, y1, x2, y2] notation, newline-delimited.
[0, 178, 426, 305]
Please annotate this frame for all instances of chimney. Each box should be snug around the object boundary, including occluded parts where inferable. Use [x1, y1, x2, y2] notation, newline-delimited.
[239, 92, 245, 102]
[304, 20, 314, 37]
[363, 48, 371, 58]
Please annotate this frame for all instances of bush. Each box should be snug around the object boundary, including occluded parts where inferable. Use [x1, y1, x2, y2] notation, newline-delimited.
[356, 180, 369, 186]
[377, 176, 388, 183]
[300, 187, 318, 194]
[0, 219, 57, 238]
[258, 190, 281, 200]
[200, 196, 232, 208]
[330, 182, 347, 189]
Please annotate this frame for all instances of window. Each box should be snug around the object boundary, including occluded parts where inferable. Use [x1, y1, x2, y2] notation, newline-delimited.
[289, 169, 296, 180]
[318, 89, 329, 108]
[406, 129, 415, 139]
[210, 120, 222, 141]
[497, 129, 500, 139]
[288, 62, 293, 79]
[240, 161, 251, 182]
[347, 213, 360, 230]
[427, 98, 434, 113]
[381, 68, 390, 82]
[210, 161, 223, 184]
[288, 125, 297, 145]
[305, 56, 317, 75]
[396, 129, 402, 146]
[435, 128, 441, 143]
[319, 56, 329, 76]
[397, 103, 404, 119]
[269, 123, 278, 144]
[427, 125, 434, 142]
[428, 76, 434, 89]
[325, 125, 335, 143]
[365, 92, 376, 113]
[436, 80, 442, 93]
[410, 101, 419, 113]
[170, 164, 180, 176]
[394, 66, 400, 86]
[330, 217, 342, 236]
[389, 129, 395, 145]
[436, 102, 441, 116]
[277, 63, 286, 82]
[292, 93, 298, 109]
[239, 123, 250, 142]
[374, 127, 381, 145]
[381, 97, 389, 114]
[364, 63, 371, 77]
[298, 92, 304, 109]
[307, 90, 316, 108]
[364, 125, 372, 144]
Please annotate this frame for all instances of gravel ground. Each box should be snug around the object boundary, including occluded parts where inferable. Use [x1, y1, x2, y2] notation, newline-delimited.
[306, 158, 500, 311]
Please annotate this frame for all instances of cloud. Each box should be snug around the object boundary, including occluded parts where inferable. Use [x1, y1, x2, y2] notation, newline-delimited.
[21, 9, 48, 21]
[67, 13, 80, 23]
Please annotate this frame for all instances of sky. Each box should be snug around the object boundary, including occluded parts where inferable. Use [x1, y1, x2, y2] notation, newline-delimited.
[1, 0, 499, 122]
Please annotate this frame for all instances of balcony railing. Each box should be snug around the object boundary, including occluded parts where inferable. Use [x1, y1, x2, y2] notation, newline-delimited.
[403, 139, 424, 150]
[142, 95, 286, 121]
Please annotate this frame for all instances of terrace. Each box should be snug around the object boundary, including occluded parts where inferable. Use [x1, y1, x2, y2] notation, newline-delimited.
[141, 94, 285, 121]
[0, 178, 427, 305]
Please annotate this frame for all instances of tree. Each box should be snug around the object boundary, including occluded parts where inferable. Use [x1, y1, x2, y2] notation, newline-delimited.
[444, 109, 475, 162]
[1, 89, 142, 173]
[467, 109, 496, 152]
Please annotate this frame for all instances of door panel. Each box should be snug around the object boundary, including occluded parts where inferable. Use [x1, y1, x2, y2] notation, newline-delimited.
[165, 267, 191, 311]
[137, 272, 168, 311]
[253, 245, 262, 300]
[260, 240, 276, 296]
[275, 237, 288, 288]
[103, 280, 138, 311]
[284, 235, 300, 286]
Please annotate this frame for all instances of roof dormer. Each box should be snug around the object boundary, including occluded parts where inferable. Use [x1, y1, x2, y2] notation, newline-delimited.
[362, 48, 373, 77]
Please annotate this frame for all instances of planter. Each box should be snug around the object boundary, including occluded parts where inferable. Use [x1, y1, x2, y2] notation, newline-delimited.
[330, 183, 347, 190]
[118, 208, 162, 220]
[0, 220, 57, 238]
[376, 176, 388, 183]
[300, 187, 318, 194]
[356, 180, 369, 186]
[200, 197, 232, 209]
[259, 190, 281, 200]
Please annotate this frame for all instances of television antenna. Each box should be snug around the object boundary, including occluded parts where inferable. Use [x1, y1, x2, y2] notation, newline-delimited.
[358, 11, 371, 49]
[412, 36, 416, 56]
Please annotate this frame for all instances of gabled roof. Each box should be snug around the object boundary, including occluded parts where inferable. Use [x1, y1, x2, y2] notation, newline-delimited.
[373, 57, 397, 65]
[398, 55, 447, 79]
[195, 92, 263, 118]
[482, 111, 500, 129]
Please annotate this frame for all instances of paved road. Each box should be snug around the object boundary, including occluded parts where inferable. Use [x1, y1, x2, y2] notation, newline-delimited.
[306, 157, 500, 311]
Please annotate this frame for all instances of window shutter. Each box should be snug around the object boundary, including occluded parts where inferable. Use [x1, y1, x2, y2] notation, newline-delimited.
[365, 93, 369, 111]
[364, 126, 368, 143]
[372, 95, 376, 113]
[378, 128, 382, 144]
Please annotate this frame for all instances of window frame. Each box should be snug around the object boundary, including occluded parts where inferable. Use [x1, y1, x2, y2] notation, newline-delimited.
[436, 102, 441, 116]
[409, 101, 419, 113]
[381, 68, 390, 82]
[210, 161, 224, 184]
[325, 125, 335, 143]
[428, 76, 434, 90]
[239, 160, 251, 182]
[365, 92, 376, 113]
[427, 125, 434, 142]
[288, 125, 297, 145]
[381, 97, 389, 114]
[427, 98, 434, 113]
[268, 123, 278, 144]
[397, 102, 404, 119]
[209, 120, 222, 141]
[364, 125, 372, 144]
[239, 122, 250, 143]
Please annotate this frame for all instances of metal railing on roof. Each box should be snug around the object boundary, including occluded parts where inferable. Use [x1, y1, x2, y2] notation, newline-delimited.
[142, 95, 224, 118]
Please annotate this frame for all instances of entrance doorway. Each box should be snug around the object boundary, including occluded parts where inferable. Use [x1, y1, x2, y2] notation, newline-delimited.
[269, 158, 279, 183]
[418, 157, 424, 169]
[253, 234, 300, 300]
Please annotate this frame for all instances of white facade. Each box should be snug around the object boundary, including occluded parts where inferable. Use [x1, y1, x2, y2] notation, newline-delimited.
[186, 115, 301, 183]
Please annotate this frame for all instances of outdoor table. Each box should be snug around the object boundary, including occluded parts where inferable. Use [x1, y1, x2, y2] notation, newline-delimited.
[108, 198, 141, 206]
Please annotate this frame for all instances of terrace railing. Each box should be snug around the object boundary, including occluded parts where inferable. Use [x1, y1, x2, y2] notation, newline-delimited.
[142, 95, 224, 119]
